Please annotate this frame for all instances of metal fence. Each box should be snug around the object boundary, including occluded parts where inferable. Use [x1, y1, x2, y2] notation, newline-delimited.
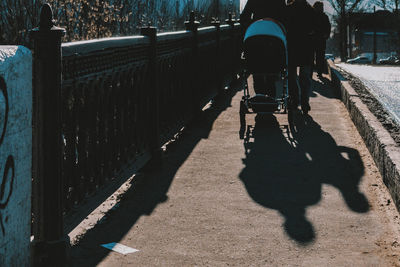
[31, 4, 242, 265]
[59, 18, 242, 214]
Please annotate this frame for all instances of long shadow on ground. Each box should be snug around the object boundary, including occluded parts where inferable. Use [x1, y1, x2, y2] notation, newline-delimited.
[239, 111, 369, 244]
[69, 82, 240, 266]
[310, 75, 340, 100]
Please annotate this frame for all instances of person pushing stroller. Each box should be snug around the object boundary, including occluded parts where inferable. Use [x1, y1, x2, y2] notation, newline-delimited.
[286, 0, 317, 114]
[240, 0, 287, 98]
[240, 0, 317, 115]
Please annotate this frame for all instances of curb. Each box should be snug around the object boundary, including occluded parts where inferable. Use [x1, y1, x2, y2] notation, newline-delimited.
[329, 62, 400, 211]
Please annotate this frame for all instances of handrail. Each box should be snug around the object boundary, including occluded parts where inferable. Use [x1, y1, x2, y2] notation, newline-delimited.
[61, 25, 232, 58]
[62, 36, 149, 57]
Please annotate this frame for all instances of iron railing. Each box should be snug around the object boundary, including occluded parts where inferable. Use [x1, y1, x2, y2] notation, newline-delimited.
[31, 4, 242, 265]
[59, 20, 242, 214]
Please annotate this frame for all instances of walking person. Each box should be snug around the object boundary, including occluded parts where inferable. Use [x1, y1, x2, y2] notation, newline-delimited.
[240, 0, 287, 30]
[286, 0, 317, 114]
[313, 1, 331, 78]
[240, 0, 287, 97]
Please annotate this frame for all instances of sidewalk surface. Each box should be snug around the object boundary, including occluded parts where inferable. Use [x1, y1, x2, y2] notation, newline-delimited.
[71, 74, 400, 266]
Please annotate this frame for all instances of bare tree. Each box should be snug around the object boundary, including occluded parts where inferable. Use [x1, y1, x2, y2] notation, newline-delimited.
[328, 0, 366, 60]
[0, 0, 41, 45]
[0, 0, 239, 44]
[370, 0, 399, 11]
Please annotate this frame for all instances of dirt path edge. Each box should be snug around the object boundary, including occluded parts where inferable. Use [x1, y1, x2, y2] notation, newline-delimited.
[329, 61, 400, 212]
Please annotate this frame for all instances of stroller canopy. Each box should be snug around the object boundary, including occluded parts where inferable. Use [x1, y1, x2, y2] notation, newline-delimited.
[244, 19, 287, 49]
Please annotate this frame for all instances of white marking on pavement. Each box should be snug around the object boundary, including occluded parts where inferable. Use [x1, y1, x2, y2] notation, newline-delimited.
[101, 242, 139, 255]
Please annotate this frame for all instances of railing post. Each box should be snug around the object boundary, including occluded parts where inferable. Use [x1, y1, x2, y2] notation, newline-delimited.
[185, 11, 201, 117]
[141, 25, 162, 166]
[226, 13, 235, 27]
[226, 13, 238, 83]
[211, 18, 222, 93]
[30, 3, 69, 266]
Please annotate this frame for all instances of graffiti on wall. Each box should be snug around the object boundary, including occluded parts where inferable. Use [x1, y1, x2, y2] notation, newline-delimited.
[0, 76, 15, 236]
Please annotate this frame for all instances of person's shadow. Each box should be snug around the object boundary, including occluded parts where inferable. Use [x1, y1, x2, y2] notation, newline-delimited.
[310, 75, 339, 100]
[239, 113, 369, 244]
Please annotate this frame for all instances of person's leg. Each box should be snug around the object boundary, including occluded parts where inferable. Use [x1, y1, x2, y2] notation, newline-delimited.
[288, 65, 299, 109]
[253, 74, 267, 95]
[316, 41, 326, 76]
[310, 49, 316, 78]
[299, 65, 312, 113]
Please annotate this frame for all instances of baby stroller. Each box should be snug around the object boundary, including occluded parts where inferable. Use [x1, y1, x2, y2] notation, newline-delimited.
[240, 18, 289, 127]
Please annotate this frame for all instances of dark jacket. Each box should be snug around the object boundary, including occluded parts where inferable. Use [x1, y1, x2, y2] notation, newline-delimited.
[286, 0, 317, 66]
[240, 0, 287, 29]
[313, 12, 331, 51]
[315, 12, 331, 40]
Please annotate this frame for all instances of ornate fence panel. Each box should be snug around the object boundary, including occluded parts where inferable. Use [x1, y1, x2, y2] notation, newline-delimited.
[220, 22, 243, 88]
[31, 5, 242, 265]
[197, 26, 221, 107]
[156, 31, 195, 145]
[61, 37, 152, 214]
[58, 21, 242, 214]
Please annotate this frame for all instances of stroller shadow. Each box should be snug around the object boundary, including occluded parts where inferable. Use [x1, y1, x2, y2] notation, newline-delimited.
[239, 113, 369, 244]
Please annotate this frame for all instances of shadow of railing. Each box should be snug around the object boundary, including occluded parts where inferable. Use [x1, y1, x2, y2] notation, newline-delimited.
[69, 78, 241, 266]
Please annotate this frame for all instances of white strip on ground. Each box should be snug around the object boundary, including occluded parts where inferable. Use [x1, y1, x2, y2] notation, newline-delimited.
[101, 242, 139, 255]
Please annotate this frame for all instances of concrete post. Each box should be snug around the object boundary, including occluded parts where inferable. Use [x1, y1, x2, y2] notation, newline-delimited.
[0, 45, 32, 267]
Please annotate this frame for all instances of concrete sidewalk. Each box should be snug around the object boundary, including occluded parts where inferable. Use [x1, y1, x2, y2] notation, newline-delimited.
[71, 74, 400, 266]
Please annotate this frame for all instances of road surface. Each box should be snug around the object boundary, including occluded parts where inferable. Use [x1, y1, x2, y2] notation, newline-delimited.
[337, 63, 400, 124]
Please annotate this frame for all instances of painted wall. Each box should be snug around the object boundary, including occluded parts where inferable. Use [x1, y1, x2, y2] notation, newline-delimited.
[0, 46, 32, 266]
